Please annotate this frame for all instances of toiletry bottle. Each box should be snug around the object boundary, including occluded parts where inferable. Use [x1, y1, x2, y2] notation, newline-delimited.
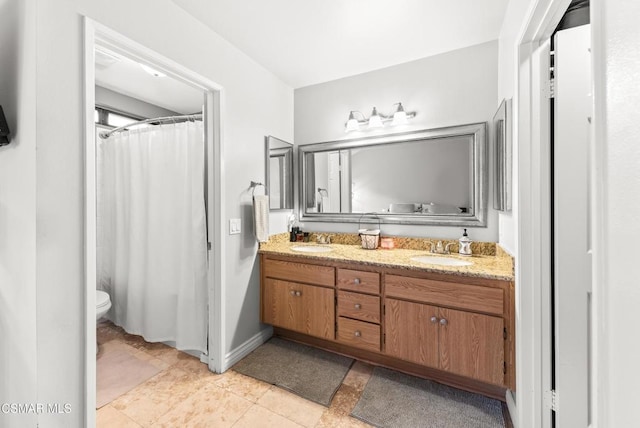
[459, 228, 472, 256]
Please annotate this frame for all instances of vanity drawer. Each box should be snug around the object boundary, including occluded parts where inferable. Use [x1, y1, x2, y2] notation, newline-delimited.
[385, 275, 504, 316]
[337, 269, 380, 294]
[337, 317, 380, 352]
[264, 259, 335, 287]
[337, 291, 380, 323]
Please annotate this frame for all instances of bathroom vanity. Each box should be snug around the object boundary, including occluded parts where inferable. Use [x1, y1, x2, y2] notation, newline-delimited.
[259, 236, 515, 400]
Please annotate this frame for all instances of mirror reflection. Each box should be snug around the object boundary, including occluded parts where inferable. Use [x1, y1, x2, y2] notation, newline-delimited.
[265, 136, 293, 210]
[299, 123, 487, 226]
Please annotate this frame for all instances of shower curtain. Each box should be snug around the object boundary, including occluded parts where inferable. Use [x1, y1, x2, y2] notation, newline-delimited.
[97, 121, 208, 352]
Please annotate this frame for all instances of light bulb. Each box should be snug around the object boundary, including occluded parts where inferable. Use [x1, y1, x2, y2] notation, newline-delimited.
[368, 107, 383, 129]
[345, 111, 360, 132]
[391, 103, 408, 126]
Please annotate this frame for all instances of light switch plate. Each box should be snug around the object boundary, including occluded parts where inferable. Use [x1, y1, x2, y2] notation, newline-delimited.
[229, 218, 241, 235]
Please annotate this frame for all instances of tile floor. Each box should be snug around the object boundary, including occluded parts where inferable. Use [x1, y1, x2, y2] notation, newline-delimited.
[97, 321, 374, 427]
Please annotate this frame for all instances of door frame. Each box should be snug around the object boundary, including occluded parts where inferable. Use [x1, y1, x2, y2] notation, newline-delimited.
[82, 18, 226, 427]
[513, 0, 572, 427]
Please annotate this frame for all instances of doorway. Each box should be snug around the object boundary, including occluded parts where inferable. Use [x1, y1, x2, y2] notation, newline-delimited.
[83, 18, 225, 427]
[516, 1, 594, 427]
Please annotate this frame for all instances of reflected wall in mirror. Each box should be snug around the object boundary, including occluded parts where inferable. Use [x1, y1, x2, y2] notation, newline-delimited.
[299, 123, 487, 226]
[265, 135, 293, 210]
[493, 99, 512, 211]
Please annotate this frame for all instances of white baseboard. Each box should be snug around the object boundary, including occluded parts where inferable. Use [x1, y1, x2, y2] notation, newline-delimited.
[222, 326, 273, 372]
[506, 389, 518, 428]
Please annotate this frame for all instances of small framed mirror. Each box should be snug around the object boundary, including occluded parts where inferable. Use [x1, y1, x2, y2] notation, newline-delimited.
[493, 99, 512, 211]
[265, 135, 294, 210]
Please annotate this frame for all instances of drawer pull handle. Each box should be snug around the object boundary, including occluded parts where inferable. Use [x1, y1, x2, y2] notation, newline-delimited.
[430, 316, 439, 323]
[354, 330, 361, 337]
[354, 303, 362, 309]
[290, 290, 295, 296]
[353, 278, 361, 285]
[439, 318, 448, 326]
[295, 291, 301, 297]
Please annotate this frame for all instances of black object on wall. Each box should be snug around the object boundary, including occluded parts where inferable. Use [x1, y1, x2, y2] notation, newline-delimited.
[0, 105, 10, 146]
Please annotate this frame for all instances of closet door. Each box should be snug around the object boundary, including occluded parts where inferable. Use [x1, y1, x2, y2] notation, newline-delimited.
[553, 24, 591, 427]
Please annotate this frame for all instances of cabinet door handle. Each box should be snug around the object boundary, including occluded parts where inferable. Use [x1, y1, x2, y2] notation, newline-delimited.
[354, 330, 361, 337]
[354, 303, 361, 309]
[353, 278, 361, 285]
[439, 318, 448, 326]
[430, 316, 439, 323]
[290, 290, 296, 296]
[295, 291, 301, 297]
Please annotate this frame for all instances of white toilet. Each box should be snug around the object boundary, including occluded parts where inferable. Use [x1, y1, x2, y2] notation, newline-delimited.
[96, 290, 112, 321]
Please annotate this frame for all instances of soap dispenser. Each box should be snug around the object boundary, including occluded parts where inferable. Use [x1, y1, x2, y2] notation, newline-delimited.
[459, 229, 472, 256]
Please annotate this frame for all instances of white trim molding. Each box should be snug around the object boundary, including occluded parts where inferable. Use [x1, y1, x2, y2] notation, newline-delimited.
[222, 327, 273, 372]
[83, 17, 225, 426]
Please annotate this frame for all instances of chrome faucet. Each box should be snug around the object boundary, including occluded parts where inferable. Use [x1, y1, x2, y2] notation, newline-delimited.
[430, 240, 453, 255]
[316, 234, 332, 244]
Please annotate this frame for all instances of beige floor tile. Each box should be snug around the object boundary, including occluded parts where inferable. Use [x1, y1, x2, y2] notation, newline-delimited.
[341, 361, 374, 392]
[326, 385, 360, 416]
[257, 386, 325, 428]
[152, 383, 252, 428]
[232, 405, 304, 428]
[214, 370, 271, 403]
[315, 411, 373, 428]
[97, 405, 142, 428]
[97, 320, 126, 345]
[111, 367, 206, 426]
[174, 353, 221, 378]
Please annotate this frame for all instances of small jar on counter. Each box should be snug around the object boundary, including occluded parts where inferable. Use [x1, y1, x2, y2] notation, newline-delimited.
[380, 237, 395, 249]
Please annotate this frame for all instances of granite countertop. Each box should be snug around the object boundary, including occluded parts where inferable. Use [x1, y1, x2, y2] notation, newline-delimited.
[259, 234, 514, 281]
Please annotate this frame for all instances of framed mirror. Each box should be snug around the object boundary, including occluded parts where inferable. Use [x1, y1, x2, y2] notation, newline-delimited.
[493, 99, 512, 211]
[265, 135, 294, 210]
[298, 123, 487, 226]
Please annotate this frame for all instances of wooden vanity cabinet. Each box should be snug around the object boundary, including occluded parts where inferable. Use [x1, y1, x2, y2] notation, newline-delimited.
[336, 268, 382, 352]
[260, 253, 515, 399]
[261, 259, 335, 340]
[385, 298, 504, 385]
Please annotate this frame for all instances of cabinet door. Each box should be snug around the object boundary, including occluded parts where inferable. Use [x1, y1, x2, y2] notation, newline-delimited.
[262, 279, 335, 340]
[438, 307, 504, 385]
[385, 298, 439, 368]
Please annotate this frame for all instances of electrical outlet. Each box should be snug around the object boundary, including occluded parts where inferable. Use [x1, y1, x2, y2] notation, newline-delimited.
[229, 218, 241, 235]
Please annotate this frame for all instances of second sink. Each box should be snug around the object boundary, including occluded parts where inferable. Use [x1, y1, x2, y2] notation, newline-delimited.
[410, 255, 473, 267]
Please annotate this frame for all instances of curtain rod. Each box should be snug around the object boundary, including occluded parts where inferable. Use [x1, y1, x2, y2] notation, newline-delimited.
[99, 113, 203, 139]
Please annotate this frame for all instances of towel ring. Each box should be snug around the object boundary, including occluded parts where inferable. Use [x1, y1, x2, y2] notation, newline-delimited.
[250, 181, 266, 197]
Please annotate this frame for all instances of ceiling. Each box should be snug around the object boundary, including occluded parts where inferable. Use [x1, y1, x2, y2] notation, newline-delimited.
[172, 0, 509, 88]
[95, 47, 204, 114]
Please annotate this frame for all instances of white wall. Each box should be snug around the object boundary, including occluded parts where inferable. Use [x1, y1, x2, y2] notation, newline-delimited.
[0, 0, 37, 427]
[95, 85, 180, 118]
[1, 0, 293, 426]
[496, 1, 533, 256]
[295, 41, 499, 241]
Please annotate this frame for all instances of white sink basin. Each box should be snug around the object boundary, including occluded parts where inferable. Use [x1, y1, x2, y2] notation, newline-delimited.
[410, 255, 473, 267]
[291, 245, 333, 253]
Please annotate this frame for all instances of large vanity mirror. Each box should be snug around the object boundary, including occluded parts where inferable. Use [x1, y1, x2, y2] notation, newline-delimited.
[265, 135, 294, 210]
[299, 123, 487, 226]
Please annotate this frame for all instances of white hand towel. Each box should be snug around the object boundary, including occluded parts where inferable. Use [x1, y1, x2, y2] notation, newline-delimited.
[253, 195, 269, 243]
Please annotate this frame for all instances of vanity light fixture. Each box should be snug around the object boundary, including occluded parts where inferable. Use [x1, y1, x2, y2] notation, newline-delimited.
[344, 102, 415, 132]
